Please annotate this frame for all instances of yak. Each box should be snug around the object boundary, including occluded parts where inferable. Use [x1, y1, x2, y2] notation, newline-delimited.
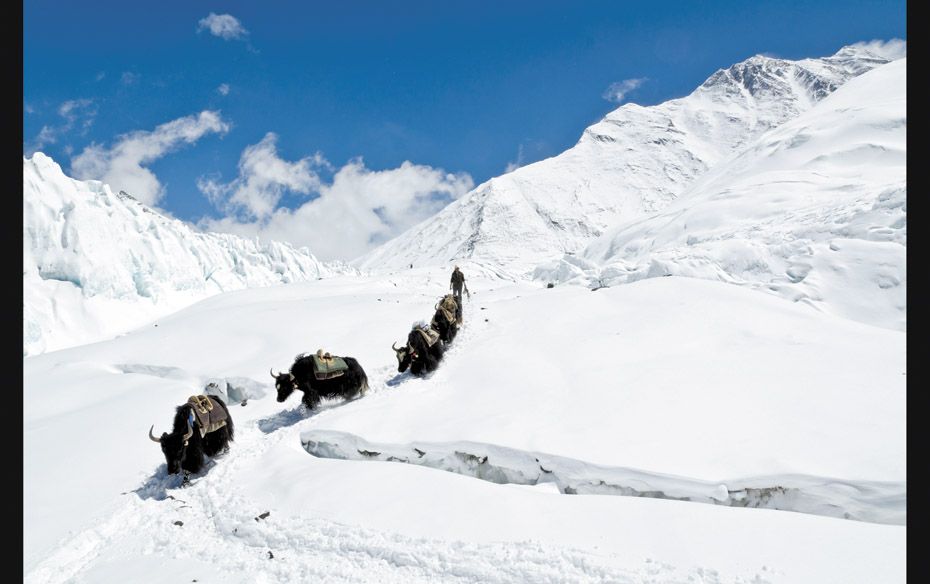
[149, 394, 234, 481]
[271, 351, 369, 410]
[393, 324, 444, 376]
[430, 294, 461, 344]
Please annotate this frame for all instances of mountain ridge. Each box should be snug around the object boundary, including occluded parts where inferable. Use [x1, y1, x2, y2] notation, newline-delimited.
[357, 43, 902, 275]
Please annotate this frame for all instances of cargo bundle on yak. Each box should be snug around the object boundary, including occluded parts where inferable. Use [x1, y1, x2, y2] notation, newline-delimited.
[393, 322, 444, 376]
[271, 349, 369, 410]
[148, 394, 234, 482]
[431, 294, 462, 343]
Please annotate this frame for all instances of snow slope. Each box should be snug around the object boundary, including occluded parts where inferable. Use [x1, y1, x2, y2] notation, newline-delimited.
[23, 153, 345, 356]
[540, 58, 906, 331]
[24, 266, 905, 582]
[357, 44, 899, 274]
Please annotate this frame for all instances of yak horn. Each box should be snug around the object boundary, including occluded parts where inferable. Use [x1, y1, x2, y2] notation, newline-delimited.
[270, 367, 277, 378]
[182, 420, 195, 442]
[392, 342, 402, 352]
[149, 425, 162, 443]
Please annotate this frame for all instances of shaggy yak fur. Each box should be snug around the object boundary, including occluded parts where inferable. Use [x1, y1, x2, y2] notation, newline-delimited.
[431, 302, 460, 344]
[394, 328, 444, 376]
[149, 395, 234, 476]
[272, 354, 370, 410]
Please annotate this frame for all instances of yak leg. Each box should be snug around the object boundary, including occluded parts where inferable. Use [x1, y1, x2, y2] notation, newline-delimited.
[302, 390, 322, 410]
[203, 427, 229, 457]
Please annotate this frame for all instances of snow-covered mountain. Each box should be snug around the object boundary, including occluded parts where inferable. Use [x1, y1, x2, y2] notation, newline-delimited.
[539, 58, 906, 330]
[357, 43, 901, 274]
[23, 153, 346, 356]
[22, 43, 906, 583]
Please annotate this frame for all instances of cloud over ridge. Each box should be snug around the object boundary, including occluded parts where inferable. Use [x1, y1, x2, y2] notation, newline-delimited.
[71, 110, 230, 206]
[200, 136, 474, 261]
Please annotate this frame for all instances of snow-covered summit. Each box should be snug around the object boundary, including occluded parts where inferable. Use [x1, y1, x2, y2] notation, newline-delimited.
[357, 43, 901, 274]
[23, 153, 345, 356]
[540, 58, 906, 330]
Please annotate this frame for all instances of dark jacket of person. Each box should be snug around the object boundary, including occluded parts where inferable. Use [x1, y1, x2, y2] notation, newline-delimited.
[450, 269, 465, 288]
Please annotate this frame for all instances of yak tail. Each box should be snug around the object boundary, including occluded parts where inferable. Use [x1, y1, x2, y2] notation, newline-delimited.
[360, 375, 370, 396]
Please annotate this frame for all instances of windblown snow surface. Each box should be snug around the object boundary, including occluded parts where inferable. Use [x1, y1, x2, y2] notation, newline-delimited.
[23, 153, 344, 357]
[358, 43, 899, 275]
[537, 58, 906, 332]
[24, 265, 904, 583]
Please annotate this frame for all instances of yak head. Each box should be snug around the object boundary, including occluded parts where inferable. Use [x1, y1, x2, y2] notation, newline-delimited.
[270, 368, 298, 402]
[149, 419, 194, 475]
[393, 341, 413, 373]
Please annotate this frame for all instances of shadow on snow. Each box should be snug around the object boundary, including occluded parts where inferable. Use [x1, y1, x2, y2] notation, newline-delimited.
[385, 369, 440, 387]
[129, 458, 221, 501]
[255, 394, 365, 435]
[256, 404, 317, 434]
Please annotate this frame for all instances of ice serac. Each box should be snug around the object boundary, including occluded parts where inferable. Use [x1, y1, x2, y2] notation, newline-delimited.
[551, 58, 906, 330]
[23, 153, 345, 356]
[357, 43, 899, 275]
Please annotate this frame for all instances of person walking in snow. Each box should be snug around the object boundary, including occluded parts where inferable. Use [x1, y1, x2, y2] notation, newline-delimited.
[450, 265, 468, 304]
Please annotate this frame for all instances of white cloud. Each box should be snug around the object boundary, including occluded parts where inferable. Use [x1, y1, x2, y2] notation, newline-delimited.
[848, 39, 906, 61]
[198, 132, 322, 219]
[25, 103, 35, 114]
[217, 83, 231, 96]
[25, 126, 57, 155]
[95, 71, 106, 82]
[602, 78, 646, 104]
[200, 138, 474, 261]
[198, 13, 248, 40]
[58, 99, 97, 131]
[71, 110, 230, 205]
[24, 99, 97, 156]
[505, 144, 525, 173]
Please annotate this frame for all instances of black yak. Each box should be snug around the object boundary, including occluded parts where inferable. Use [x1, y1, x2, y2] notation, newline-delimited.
[149, 394, 234, 480]
[393, 324, 444, 376]
[430, 294, 461, 344]
[271, 350, 369, 410]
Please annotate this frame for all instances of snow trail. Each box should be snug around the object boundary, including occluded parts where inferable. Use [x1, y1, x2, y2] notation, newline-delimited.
[26, 336, 654, 584]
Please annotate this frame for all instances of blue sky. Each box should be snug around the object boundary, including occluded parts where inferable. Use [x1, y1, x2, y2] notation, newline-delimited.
[23, 0, 905, 259]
